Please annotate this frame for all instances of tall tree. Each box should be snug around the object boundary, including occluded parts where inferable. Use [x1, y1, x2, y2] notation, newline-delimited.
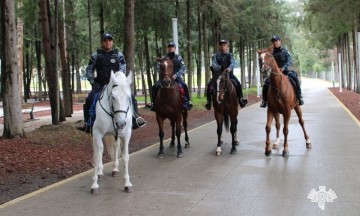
[124, 0, 135, 91]
[1, 0, 25, 138]
[186, 0, 193, 99]
[39, 0, 60, 124]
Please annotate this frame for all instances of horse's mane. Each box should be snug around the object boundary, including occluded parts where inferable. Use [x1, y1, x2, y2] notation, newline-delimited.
[111, 71, 132, 96]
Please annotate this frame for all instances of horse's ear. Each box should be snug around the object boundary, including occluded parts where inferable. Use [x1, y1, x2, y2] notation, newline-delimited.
[127, 70, 133, 84]
[257, 49, 262, 55]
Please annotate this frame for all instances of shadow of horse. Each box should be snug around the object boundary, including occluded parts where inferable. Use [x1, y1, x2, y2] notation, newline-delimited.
[212, 69, 239, 156]
[258, 48, 311, 157]
[154, 58, 189, 158]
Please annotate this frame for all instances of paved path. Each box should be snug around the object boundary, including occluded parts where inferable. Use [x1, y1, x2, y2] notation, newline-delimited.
[1, 78, 360, 216]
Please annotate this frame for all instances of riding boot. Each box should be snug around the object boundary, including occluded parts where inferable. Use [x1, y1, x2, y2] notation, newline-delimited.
[260, 84, 269, 108]
[205, 82, 212, 110]
[147, 85, 159, 111]
[77, 103, 91, 133]
[293, 76, 304, 105]
[132, 96, 146, 130]
[183, 85, 193, 111]
[237, 84, 248, 108]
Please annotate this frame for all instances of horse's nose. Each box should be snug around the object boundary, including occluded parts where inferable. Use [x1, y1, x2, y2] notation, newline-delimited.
[115, 120, 126, 130]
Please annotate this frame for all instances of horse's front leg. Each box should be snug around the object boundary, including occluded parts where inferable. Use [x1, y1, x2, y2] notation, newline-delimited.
[112, 137, 120, 177]
[273, 113, 281, 149]
[182, 111, 190, 148]
[216, 115, 223, 156]
[175, 117, 183, 158]
[230, 117, 238, 154]
[294, 105, 312, 148]
[91, 133, 104, 195]
[156, 116, 165, 159]
[120, 136, 133, 193]
[265, 110, 274, 156]
[282, 113, 291, 157]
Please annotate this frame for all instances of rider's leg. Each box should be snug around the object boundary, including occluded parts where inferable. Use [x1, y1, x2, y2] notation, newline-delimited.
[288, 71, 304, 105]
[229, 72, 247, 108]
[260, 78, 270, 108]
[132, 95, 146, 129]
[148, 81, 160, 111]
[77, 90, 96, 133]
[205, 80, 212, 110]
[176, 78, 193, 110]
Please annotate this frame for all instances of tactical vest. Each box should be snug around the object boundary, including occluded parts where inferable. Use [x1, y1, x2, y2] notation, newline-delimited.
[95, 49, 120, 84]
[216, 52, 232, 72]
[272, 48, 287, 69]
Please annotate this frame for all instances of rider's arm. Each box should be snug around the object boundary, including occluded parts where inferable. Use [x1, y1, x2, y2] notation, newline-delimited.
[117, 52, 127, 73]
[283, 49, 292, 71]
[227, 53, 236, 71]
[85, 52, 97, 85]
[174, 55, 186, 78]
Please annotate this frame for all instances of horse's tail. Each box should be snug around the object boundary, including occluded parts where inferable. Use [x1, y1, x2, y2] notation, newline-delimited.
[224, 111, 230, 132]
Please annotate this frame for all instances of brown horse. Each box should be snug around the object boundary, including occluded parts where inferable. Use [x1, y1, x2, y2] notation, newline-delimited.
[212, 70, 239, 156]
[257, 48, 311, 157]
[154, 58, 189, 158]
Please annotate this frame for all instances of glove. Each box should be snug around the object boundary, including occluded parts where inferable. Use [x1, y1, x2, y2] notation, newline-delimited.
[92, 82, 101, 90]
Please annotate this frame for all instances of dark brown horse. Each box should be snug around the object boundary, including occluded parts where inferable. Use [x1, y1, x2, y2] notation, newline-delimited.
[212, 70, 239, 156]
[257, 48, 311, 157]
[154, 58, 189, 158]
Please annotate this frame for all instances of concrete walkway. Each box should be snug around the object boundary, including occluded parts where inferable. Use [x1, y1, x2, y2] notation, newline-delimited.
[1, 78, 360, 216]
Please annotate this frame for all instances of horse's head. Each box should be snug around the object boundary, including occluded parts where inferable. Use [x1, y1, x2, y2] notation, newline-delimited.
[216, 69, 230, 103]
[157, 57, 174, 88]
[257, 49, 274, 77]
[108, 71, 133, 131]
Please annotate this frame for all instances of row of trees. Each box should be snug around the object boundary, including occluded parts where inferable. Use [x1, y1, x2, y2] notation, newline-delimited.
[2, 0, 359, 139]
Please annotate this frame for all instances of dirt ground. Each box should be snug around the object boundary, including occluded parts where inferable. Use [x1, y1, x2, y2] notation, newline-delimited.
[0, 88, 359, 204]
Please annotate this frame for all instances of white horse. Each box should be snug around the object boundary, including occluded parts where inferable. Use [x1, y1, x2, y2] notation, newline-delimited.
[90, 71, 134, 195]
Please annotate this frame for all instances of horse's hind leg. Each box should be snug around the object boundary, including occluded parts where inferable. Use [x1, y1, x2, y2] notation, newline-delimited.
[91, 134, 104, 195]
[272, 113, 281, 149]
[216, 117, 223, 156]
[182, 111, 190, 148]
[230, 118, 238, 154]
[294, 105, 311, 148]
[175, 118, 183, 158]
[282, 113, 291, 157]
[169, 122, 175, 148]
[120, 136, 133, 193]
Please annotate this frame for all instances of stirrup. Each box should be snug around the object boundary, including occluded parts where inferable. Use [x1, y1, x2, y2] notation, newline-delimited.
[205, 101, 211, 110]
[133, 117, 146, 130]
[298, 97, 304, 105]
[239, 98, 248, 108]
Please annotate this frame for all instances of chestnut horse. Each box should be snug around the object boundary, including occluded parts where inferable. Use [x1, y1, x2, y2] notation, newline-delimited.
[154, 58, 189, 158]
[258, 48, 311, 157]
[212, 70, 239, 156]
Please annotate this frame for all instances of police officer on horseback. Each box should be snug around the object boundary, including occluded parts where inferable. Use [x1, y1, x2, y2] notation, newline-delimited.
[148, 42, 193, 111]
[77, 32, 146, 133]
[205, 40, 248, 110]
[260, 35, 304, 108]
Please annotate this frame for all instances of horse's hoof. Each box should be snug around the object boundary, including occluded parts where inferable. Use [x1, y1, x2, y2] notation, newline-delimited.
[282, 151, 289, 157]
[216, 151, 221, 156]
[234, 141, 240, 146]
[185, 143, 190, 148]
[91, 188, 100, 195]
[112, 171, 119, 177]
[177, 152, 183, 158]
[98, 175, 104, 181]
[306, 143, 312, 149]
[272, 144, 279, 149]
[169, 143, 175, 148]
[230, 149, 237, 154]
[265, 150, 272, 156]
[157, 153, 164, 159]
[124, 186, 134, 193]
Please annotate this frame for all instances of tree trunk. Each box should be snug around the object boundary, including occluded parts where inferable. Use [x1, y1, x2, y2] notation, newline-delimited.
[196, 2, 202, 98]
[1, 0, 25, 138]
[202, 9, 210, 97]
[17, 0, 24, 103]
[98, 0, 104, 38]
[144, 35, 153, 100]
[186, 0, 192, 100]
[39, 0, 60, 124]
[124, 0, 135, 92]
[58, 0, 71, 117]
[88, 0, 92, 55]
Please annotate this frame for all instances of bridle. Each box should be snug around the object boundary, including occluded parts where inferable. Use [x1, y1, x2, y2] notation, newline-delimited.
[159, 59, 176, 88]
[216, 70, 233, 104]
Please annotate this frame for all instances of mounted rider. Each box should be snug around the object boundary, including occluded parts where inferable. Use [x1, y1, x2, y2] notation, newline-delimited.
[77, 32, 146, 133]
[205, 39, 248, 110]
[260, 35, 304, 108]
[148, 42, 193, 111]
